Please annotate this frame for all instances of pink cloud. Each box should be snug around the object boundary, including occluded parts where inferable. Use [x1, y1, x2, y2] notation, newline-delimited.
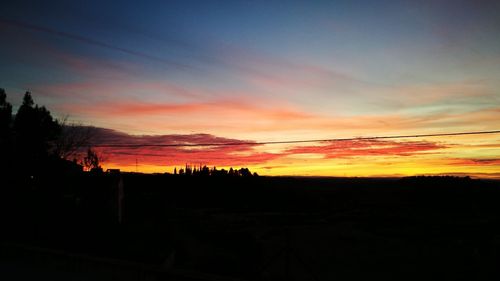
[81, 127, 449, 168]
[83, 127, 281, 167]
[54, 95, 500, 137]
[57, 99, 313, 122]
[285, 139, 446, 159]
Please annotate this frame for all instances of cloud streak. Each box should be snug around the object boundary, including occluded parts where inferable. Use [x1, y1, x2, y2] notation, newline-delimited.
[449, 158, 500, 166]
[0, 18, 192, 71]
[285, 139, 446, 159]
[85, 127, 279, 167]
[81, 127, 454, 169]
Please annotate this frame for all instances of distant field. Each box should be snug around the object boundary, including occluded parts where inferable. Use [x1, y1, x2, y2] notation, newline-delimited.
[1, 175, 500, 280]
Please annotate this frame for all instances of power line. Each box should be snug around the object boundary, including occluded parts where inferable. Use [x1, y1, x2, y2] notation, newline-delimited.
[91, 130, 500, 148]
[0, 18, 191, 71]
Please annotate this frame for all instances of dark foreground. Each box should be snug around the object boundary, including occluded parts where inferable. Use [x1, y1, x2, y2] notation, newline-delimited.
[1, 173, 500, 280]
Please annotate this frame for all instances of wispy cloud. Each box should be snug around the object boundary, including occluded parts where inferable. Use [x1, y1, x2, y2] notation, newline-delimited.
[285, 139, 446, 159]
[448, 158, 500, 166]
[85, 127, 280, 167]
[82, 127, 452, 169]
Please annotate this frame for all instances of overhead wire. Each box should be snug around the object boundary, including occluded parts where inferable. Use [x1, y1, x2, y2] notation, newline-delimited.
[90, 130, 500, 148]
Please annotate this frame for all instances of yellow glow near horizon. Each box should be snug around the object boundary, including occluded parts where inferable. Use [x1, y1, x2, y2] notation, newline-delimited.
[100, 134, 500, 178]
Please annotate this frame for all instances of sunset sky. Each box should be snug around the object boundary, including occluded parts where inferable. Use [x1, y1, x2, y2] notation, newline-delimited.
[1, 0, 500, 177]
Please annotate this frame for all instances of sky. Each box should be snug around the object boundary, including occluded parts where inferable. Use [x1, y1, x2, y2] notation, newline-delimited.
[1, 0, 500, 177]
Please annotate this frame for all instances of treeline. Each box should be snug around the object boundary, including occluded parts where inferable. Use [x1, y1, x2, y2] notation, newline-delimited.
[0, 89, 257, 176]
[174, 165, 258, 177]
[1, 89, 59, 175]
[0, 89, 94, 176]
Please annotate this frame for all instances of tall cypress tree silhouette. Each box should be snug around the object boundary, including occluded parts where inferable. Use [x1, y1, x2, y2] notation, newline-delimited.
[0, 88, 13, 172]
[13, 92, 60, 174]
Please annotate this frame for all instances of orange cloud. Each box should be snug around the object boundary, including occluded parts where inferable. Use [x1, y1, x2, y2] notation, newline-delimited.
[52, 95, 500, 142]
[84, 127, 450, 169]
[86, 127, 281, 167]
[285, 139, 446, 158]
[57, 99, 313, 122]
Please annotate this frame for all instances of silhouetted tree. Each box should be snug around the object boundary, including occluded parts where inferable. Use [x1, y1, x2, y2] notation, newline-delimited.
[53, 118, 93, 160]
[14, 92, 61, 166]
[239, 168, 252, 177]
[0, 88, 12, 137]
[10, 92, 62, 176]
[0, 89, 13, 171]
[0, 89, 89, 175]
[200, 165, 210, 176]
[83, 147, 102, 172]
[185, 164, 192, 175]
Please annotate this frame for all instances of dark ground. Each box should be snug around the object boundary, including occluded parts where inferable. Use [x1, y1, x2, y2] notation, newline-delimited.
[1, 173, 500, 280]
